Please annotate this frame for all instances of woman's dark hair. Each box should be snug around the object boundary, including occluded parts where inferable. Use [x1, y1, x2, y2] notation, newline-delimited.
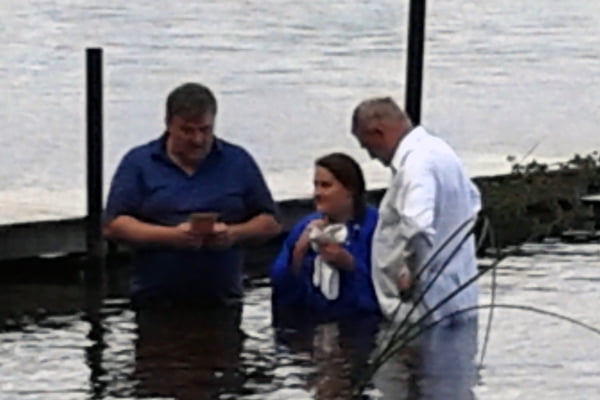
[315, 152, 367, 221]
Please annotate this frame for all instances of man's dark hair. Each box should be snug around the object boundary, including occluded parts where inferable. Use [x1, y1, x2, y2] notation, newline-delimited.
[166, 82, 218, 122]
[315, 152, 367, 221]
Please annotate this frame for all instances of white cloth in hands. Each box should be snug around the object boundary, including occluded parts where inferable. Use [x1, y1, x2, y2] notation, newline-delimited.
[309, 223, 348, 300]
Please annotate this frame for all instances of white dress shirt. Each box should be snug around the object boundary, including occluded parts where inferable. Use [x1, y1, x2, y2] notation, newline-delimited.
[372, 126, 481, 324]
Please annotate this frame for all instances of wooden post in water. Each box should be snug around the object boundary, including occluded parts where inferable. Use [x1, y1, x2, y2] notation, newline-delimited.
[404, 0, 427, 125]
[84, 50, 107, 390]
[86, 48, 105, 271]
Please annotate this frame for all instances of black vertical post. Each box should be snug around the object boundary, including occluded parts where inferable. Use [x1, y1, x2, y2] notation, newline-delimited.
[404, 0, 427, 125]
[86, 48, 105, 267]
[84, 49, 106, 398]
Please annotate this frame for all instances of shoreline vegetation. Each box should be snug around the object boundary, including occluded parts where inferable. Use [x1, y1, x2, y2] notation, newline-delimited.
[475, 151, 600, 247]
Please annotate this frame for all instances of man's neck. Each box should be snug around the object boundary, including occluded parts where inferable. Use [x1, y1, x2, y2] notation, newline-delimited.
[397, 123, 414, 145]
[387, 124, 415, 169]
[165, 144, 198, 175]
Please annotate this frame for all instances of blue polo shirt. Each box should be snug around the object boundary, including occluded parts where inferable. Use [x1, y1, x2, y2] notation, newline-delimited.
[105, 134, 278, 306]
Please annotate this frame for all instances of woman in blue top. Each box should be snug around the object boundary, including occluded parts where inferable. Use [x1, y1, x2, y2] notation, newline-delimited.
[270, 153, 380, 319]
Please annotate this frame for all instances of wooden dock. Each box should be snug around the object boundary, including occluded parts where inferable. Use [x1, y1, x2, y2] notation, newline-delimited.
[3, 187, 600, 264]
[0, 218, 87, 260]
[0, 196, 316, 262]
[0, 191, 388, 263]
[581, 193, 600, 228]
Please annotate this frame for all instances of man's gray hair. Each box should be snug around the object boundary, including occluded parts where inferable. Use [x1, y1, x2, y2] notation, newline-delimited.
[351, 97, 411, 134]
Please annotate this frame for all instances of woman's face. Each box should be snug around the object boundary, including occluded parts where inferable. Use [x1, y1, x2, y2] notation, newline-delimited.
[313, 166, 354, 220]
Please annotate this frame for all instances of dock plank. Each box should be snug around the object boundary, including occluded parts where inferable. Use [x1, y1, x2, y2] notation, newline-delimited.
[581, 194, 600, 204]
[0, 218, 87, 260]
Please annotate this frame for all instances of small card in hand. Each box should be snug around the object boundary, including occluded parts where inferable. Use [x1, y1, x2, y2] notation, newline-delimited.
[189, 212, 219, 235]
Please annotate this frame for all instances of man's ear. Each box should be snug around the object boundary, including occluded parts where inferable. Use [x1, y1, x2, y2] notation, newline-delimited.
[371, 122, 386, 139]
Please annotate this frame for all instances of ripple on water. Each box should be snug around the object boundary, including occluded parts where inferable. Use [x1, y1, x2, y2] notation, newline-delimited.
[1, 242, 600, 399]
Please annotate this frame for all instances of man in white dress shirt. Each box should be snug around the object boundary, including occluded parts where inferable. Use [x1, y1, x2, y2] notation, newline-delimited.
[350, 97, 481, 326]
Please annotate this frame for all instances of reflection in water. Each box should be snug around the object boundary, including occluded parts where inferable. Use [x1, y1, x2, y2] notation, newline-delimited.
[3, 242, 600, 399]
[418, 318, 478, 400]
[0, 283, 487, 400]
[133, 305, 244, 400]
[84, 300, 108, 399]
[273, 310, 381, 399]
[377, 317, 478, 400]
[83, 267, 109, 399]
[272, 309, 478, 400]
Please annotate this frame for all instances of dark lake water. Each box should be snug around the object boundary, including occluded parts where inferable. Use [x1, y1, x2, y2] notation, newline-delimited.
[1, 241, 599, 399]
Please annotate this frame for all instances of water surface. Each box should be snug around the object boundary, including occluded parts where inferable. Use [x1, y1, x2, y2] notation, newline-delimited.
[1, 0, 600, 222]
[1, 241, 599, 399]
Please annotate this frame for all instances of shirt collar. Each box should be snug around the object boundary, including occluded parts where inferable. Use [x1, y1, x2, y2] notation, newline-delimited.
[319, 211, 365, 236]
[151, 132, 224, 162]
[390, 125, 427, 174]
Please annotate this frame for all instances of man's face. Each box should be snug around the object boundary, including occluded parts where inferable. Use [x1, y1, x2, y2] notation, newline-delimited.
[353, 120, 389, 166]
[166, 112, 215, 166]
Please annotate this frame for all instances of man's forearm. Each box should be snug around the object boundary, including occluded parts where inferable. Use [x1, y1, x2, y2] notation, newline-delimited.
[104, 215, 177, 246]
[404, 232, 433, 276]
[230, 213, 281, 244]
[396, 233, 433, 297]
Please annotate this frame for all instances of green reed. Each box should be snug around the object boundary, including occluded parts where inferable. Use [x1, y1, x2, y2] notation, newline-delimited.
[352, 216, 600, 398]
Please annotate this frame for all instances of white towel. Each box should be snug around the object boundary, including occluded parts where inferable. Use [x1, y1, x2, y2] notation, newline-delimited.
[309, 223, 348, 300]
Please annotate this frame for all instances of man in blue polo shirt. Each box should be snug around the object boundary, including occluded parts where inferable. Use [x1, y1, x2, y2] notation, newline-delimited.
[104, 82, 281, 308]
